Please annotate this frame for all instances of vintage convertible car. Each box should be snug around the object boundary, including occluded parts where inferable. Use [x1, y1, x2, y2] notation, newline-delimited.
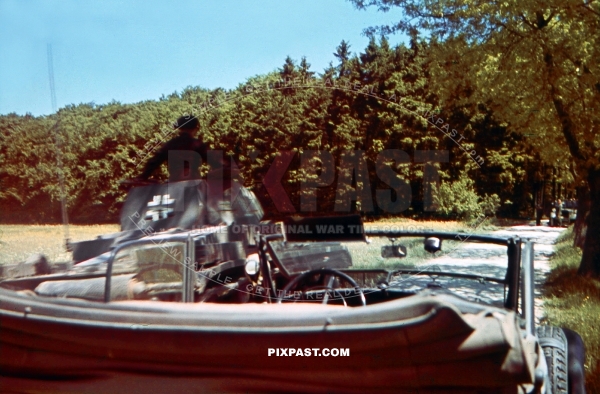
[0, 180, 585, 393]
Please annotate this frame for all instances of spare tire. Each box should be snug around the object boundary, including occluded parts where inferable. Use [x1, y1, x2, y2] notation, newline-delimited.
[537, 325, 569, 394]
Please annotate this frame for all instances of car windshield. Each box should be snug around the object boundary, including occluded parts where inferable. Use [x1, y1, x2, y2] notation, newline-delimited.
[342, 232, 510, 307]
[25, 218, 522, 309]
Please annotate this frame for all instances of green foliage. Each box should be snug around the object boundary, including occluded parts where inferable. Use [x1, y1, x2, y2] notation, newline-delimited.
[434, 174, 501, 221]
[0, 37, 533, 223]
[350, 0, 600, 275]
[351, 0, 599, 166]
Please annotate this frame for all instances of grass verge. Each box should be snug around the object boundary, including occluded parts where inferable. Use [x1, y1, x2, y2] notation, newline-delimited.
[542, 226, 600, 391]
[347, 218, 495, 269]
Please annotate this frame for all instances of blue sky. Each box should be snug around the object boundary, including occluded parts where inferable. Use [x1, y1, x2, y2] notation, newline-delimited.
[0, 0, 407, 116]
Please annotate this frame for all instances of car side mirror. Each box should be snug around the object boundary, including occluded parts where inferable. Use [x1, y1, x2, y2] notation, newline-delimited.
[381, 245, 407, 258]
[424, 237, 442, 253]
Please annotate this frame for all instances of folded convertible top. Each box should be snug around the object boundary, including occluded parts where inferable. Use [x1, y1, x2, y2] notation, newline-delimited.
[0, 288, 537, 392]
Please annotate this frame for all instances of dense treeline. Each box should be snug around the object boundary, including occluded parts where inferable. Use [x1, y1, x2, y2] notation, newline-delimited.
[0, 37, 549, 223]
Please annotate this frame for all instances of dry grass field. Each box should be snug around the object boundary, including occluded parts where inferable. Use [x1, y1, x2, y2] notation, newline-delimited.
[0, 224, 119, 265]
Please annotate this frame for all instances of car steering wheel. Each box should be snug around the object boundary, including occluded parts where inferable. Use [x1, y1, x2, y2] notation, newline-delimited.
[276, 268, 366, 307]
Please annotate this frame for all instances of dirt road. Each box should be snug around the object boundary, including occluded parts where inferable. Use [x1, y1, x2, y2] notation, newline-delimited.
[388, 224, 565, 322]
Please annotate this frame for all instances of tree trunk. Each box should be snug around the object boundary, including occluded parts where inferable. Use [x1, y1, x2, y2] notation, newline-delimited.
[578, 169, 600, 277]
[552, 167, 556, 204]
[542, 51, 597, 276]
[574, 185, 589, 249]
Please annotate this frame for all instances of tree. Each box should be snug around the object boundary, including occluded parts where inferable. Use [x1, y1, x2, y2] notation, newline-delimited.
[280, 56, 297, 80]
[334, 40, 352, 78]
[299, 56, 315, 79]
[351, 0, 600, 277]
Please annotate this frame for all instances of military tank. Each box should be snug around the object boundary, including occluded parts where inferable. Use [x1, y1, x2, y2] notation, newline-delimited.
[2, 179, 352, 303]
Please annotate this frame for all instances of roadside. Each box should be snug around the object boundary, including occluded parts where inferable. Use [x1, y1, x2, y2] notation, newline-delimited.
[387, 221, 564, 323]
[542, 227, 600, 392]
[397, 222, 598, 390]
[491, 223, 565, 323]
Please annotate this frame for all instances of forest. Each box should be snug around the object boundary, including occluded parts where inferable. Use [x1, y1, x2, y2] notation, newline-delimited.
[0, 37, 550, 222]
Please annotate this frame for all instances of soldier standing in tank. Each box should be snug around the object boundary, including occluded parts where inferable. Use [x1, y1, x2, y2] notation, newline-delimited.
[136, 115, 207, 182]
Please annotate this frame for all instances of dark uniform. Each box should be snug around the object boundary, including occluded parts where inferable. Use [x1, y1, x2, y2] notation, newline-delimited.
[138, 116, 207, 182]
[554, 199, 564, 227]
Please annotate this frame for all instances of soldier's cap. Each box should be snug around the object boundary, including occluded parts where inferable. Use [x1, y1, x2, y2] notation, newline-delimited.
[174, 115, 199, 131]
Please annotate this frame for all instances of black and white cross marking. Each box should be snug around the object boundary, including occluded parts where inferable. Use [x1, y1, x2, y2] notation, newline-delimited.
[145, 194, 175, 221]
